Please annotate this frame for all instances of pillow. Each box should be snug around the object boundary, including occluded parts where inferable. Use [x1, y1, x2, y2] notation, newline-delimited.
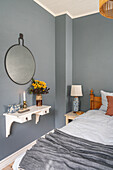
[99, 90, 113, 112]
[106, 96, 113, 116]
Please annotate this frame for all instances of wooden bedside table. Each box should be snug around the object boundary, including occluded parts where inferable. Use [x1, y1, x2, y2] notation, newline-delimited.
[65, 111, 84, 125]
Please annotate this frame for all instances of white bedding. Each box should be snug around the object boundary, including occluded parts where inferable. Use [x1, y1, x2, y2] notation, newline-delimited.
[61, 110, 113, 145]
[13, 110, 113, 170]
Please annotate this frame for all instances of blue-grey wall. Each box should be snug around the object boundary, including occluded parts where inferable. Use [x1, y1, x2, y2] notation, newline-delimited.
[0, 0, 55, 160]
[55, 15, 66, 128]
[73, 13, 113, 111]
[55, 15, 72, 128]
[66, 16, 72, 113]
[1, 0, 112, 161]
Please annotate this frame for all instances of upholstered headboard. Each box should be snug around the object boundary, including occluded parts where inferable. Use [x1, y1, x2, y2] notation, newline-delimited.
[90, 89, 102, 110]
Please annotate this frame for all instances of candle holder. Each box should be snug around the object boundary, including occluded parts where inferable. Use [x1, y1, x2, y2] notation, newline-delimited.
[23, 101, 27, 109]
[18, 100, 30, 113]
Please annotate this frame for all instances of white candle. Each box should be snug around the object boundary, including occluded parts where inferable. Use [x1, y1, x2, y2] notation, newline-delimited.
[23, 91, 26, 101]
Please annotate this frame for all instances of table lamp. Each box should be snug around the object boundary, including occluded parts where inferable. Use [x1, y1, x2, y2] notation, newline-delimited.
[71, 85, 83, 113]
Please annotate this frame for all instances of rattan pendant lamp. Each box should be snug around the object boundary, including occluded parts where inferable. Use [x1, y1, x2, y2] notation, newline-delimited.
[99, 0, 113, 19]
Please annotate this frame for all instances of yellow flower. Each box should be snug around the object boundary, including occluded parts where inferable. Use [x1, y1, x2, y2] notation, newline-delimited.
[32, 83, 35, 87]
[32, 79, 47, 90]
[43, 85, 47, 89]
[39, 81, 46, 86]
[34, 85, 37, 89]
[43, 82, 46, 85]
[37, 84, 41, 88]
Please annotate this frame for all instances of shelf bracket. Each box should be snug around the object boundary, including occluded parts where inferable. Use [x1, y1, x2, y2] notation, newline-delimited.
[5, 117, 14, 138]
[34, 111, 41, 124]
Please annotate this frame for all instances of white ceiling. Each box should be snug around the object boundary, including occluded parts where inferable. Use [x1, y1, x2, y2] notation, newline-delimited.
[34, 0, 99, 19]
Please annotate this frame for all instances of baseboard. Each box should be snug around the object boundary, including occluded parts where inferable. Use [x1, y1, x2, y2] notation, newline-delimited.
[0, 129, 54, 169]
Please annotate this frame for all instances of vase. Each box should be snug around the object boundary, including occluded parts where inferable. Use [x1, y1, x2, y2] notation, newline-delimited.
[73, 97, 79, 112]
[36, 94, 42, 106]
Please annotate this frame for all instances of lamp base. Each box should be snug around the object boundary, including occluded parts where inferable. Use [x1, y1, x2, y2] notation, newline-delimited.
[73, 97, 79, 112]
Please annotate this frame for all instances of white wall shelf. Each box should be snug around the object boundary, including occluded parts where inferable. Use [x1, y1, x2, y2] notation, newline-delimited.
[3, 105, 51, 137]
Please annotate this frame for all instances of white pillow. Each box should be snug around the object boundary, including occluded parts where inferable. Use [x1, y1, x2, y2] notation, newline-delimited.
[99, 90, 113, 112]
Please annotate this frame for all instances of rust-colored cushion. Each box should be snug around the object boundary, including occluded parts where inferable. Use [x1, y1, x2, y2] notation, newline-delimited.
[106, 96, 113, 116]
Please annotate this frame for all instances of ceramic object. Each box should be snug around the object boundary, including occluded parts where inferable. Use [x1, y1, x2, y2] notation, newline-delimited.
[73, 97, 79, 112]
[8, 104, 20, 113]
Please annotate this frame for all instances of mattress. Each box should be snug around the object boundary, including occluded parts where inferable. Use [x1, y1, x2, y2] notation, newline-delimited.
[13, 110, 113, 169]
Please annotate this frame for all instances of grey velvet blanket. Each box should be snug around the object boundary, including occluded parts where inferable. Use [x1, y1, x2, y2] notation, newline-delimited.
[19, 129, 113, 170]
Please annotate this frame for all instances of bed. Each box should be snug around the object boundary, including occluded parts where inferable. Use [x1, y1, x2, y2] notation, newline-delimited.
[13, 89, 113, 170]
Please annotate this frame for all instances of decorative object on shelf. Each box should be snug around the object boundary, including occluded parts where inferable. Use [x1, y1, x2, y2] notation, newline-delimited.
[23, 91, 27, 108]
[23, 91, 26, 101]
[4, 33, 36, 85]
[23, 101, 27, 109]
[18, 91, 29, 113]
[99, 0, 113, 19]
[29, 79, 50, 106]
[18, 108, 30, 113]
[8, 104, 20, 113]
[36, 94, 42, 106]
[71, 85, 83, 113]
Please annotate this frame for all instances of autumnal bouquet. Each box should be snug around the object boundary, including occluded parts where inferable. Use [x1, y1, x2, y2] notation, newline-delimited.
[29, 79, 50, 94]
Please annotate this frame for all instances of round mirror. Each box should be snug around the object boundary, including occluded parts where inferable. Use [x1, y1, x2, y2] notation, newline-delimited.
[5, 34, 36, 85]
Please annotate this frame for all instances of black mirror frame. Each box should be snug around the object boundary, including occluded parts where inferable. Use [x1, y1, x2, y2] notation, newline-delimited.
[4, 33, 36, 85]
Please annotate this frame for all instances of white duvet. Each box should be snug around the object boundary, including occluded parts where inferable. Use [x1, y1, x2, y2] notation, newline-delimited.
[13, 110, 113, 170]
[61, 110, 113, 145]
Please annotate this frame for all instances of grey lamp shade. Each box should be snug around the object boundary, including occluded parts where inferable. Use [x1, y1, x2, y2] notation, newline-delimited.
[71, 85, 83, 97]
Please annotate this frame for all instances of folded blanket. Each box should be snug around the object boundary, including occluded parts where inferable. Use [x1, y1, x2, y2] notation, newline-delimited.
[19, 129, 113, 170]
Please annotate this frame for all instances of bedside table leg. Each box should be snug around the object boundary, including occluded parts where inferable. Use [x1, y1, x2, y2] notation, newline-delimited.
[66, 117, 69, 125]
